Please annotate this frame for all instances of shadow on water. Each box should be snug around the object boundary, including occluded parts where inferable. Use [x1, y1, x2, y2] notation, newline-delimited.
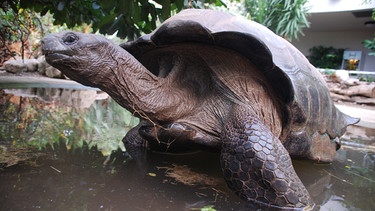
[0, 87, 374, 211]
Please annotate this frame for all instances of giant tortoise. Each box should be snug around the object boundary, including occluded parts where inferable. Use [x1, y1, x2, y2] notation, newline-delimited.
[42, 9, 358, 210]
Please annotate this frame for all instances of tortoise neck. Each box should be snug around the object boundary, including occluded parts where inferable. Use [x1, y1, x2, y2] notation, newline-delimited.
[95, 45, 164, 118]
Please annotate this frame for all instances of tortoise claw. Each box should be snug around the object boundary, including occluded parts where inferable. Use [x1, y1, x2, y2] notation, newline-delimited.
[139, 122, 195, 140]
[137, 122, 199, 153]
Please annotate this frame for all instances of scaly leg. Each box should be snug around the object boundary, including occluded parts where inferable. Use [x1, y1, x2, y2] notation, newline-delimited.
[220, 106, 314, 210]
[122, 121, 149, 158]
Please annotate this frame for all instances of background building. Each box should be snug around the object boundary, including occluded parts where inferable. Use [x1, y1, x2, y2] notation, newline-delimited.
[291, 0, 375, 71]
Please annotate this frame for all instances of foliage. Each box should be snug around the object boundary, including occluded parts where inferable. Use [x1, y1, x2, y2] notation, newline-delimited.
[358, 74, 375, 82]
[0, 89, 138, 158]
[244, 0, 310, 41]
[190, 205, 217, 211]
[82, 98, 139, 156]
[2, 0, 309, 47]
[0, 7, 35, 43]
[0, 2, 94, 64]
[3, 0, 226, 40]
[0, 3, 41, 64]
[363, 37, 375, 56]
[322, 69, 336, 76]
[243, 0, 268, 23]
[0, 93, 67, 149]
[308, 46, 345, 69]
[362, 8, 375, 56]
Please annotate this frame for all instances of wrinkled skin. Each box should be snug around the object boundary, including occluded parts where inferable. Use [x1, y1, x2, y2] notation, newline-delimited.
[41, 10, 358, 210]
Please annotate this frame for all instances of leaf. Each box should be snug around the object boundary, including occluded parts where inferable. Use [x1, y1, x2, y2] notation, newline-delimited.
[8, 0, 19, 13]
[132, 1, 142, 22]
[175, 0, 184, 10]
[107, 14, 124, 34]
[215, 0, 226, 7]
[96, 12, 117, 31]
[101, 1, 116, 11]
[57, 1, 65, 11]
[161, 0, 171, 21]
[116, 21, 130, 39]
[194, 1, 204, 9]
[92, 2, 101, 10]
[201, 205, 217, 211]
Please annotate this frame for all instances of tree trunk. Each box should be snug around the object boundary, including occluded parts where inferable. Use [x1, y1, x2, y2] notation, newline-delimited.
[330, 92, 353, 102]
[330, 84, 375, 98]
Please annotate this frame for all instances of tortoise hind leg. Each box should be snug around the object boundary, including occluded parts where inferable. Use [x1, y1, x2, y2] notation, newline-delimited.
[220, 106, 314, 210]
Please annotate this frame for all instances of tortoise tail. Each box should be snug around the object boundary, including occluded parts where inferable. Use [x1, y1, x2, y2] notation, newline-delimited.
[327, 106, 360, 139]
[342, 112, 360, 126]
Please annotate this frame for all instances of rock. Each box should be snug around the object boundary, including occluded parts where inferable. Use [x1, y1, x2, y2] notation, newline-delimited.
[344, 78, 360, 86]
[37, 61, 46, 75]
[335, 70, 350, 81]
[3, 60, 27, 74]
[45, 66, 62, 78]
[25, 59, 39, 72]
[43, 58, 63, 78]
[3, 58, 42, 73]
[60, 89, 98, 108]
[37, 56, 47, 74]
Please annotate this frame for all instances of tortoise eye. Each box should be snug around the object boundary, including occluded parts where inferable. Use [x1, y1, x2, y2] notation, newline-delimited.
[63, 33, 79, 45]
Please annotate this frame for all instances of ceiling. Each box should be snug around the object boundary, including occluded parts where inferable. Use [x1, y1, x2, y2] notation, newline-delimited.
[305, 9, 375, 32]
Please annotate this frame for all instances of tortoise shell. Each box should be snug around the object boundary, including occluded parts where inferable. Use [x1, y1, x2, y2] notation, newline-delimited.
[122, 9, 358, 160]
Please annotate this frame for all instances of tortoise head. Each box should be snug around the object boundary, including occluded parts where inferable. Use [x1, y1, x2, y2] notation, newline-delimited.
[41, 31, 181, 121]
[42, 31, 123, 88]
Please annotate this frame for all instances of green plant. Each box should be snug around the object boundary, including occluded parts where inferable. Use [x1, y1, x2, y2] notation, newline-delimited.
[308, 46, 345, 69]
[0, 2, 41, 64]
[363, 37, 375, 56]
[362, 8, 375, 56]
[82, 99, 139, 156]
[358, 75, 375, 82]
[4, 0, 226, 40]
[0, 89, 139, 158]
[244, 0, 310, 41]
[323, 69, 336, 76]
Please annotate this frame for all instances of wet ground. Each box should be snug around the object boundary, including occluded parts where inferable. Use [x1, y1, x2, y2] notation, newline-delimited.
[0, 84, 374, 211]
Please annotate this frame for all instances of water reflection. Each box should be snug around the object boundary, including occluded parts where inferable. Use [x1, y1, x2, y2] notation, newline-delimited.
[0, 141, 374, 210]
[0, 145, 244, 210]
[0, 88, 374, 211]
[0, 88, 138, 167]
[4, 87, 108, 108]
[293, 148, 375, 211]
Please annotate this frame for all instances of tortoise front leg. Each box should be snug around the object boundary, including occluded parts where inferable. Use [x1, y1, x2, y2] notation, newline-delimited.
[122, 121, 152, 175]
[122, 121, 149, 157]
[220, 107, 314, 210]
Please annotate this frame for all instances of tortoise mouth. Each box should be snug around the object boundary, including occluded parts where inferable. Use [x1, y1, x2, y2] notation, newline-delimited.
[42, 35, 75, 61]
[42, 49, 74, 57]
[43, 52, 73, 65]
